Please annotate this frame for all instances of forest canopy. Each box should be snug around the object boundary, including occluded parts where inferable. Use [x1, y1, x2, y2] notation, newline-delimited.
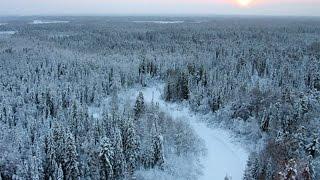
[0, 16, 320, 179]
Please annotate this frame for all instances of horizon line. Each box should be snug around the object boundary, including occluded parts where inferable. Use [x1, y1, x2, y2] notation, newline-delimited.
[0, 13, 320, 18]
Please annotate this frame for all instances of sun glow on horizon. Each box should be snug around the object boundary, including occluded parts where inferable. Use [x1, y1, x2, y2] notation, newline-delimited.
[236, 0, 254, 7]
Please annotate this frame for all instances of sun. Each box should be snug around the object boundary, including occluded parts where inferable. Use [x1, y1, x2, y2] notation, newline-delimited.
[236, 0, 254, 7]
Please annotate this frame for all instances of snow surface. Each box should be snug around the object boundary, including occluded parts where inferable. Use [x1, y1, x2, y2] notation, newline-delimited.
[88, 106, 101, 119]
[49, 34, 71, 38]
[0, 23, 7, 26]
[0, 31, 16, 35]
[133, 21, 184, 24]
[30, 20, 69, 24]
[131, 84, 249, 180]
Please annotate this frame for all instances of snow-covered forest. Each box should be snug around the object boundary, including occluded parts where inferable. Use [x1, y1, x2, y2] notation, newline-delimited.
[0, 16, 320, 179]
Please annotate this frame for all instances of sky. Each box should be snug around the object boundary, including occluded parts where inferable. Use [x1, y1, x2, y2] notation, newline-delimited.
[0, 0, 319, 16]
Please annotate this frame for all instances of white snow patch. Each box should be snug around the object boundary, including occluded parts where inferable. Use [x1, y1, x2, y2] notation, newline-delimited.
[191, 21, 207, 24]
[30, 20, 69, 24]
[136, 153, 202, 180]
[0, 23, 7, 26]
[88, 106, 102, 119]
[135, 169, 179, 180]
[0, 31, 16, 36]
[49, 33, 72, 38]
[133, 84, 248, 180]
[133, 21, 184, 24]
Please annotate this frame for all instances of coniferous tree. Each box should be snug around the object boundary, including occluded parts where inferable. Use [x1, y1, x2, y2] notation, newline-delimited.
[57, 164, 64, 180]
[122, 118, 139, 175]
[30, 155, 40, 180]
[99, 137, 114, 180]
[179, 72, 189, 100]
[63, 132, 79, 180]
[164, 82, 173, 101]
[44, 134, 57, 180]
[151, 124, 165, 169]
[111, 127, 126, 179]
[70, 101, 79, 142]
[134, 92, 145, 119]
[52, 123, 65, 166]
[243, 153, 259, 180]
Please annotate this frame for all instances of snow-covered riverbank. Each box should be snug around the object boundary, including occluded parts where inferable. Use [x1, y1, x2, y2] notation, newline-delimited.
[129, 84, 248, 180]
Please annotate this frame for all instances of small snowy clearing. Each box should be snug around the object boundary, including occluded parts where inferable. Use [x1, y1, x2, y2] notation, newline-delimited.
[30, 20, 69, 24]
[0, 23, 7, 26]
[133, 21, 184, 24]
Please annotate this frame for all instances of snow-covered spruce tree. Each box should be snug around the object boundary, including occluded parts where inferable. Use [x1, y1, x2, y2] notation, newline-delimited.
[110, 69, 122, 94]
[305, 134, 319, 158]
[311, 156, 320, 179]
[43, 134, 57, 180]
[70, 100, 79, 142]
[134, 92, 145, 119]
[29, 142, 43, 180]
[58, 164, 64, 180]
[150, 124, 165, 169]
[243, 153, 259, 180]
[111, 91, 119, 113]
[84, 145, 101, 179]
[101, 109, 110, 138]
[63, 132, 79, 180]
[179, 72, 190, 100]
[54, 163, 64, 180]
[278, 159, 298, 180]
[52, 122, 66, 167]
[111, 127, 126, 179]
[122, 117, 139, 175]
[164, 81, 174, 102]
[138, 59, 147, 87]
[99, 137, 114, 180]
[30, 155, 41, 180]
